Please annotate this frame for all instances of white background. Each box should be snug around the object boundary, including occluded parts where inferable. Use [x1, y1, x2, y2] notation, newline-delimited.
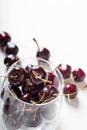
[0, 0, 87, 130]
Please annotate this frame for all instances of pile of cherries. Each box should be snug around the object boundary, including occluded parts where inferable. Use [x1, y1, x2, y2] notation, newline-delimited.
[0, 31, 87, 130]
[8, 64, 59, 104]
[0, 31, 87, 104]
[58, 64, 86, 99]
[0, 32, 59, 104]
[0, 32, 19, 68]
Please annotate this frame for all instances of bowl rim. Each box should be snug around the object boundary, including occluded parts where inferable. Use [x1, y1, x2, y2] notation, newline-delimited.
[6, 57, 64, 107]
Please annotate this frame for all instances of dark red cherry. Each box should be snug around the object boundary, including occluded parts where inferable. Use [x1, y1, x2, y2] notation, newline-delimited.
[33, 38, 50, 60]
[39, 85, 58, 103]
[8, 67, 26, 86]
[22, 79, 36, 93]
[46, 72, 59, 87]
[63, 83, 77, 99]
[20, 93, 30, 103]
[37, 47, 50, 60]
[4, 54, 19, 67]
[29, 66, 47, 86]
[25, 64, 33, 77]
[30, 91, 40, 102]
[0, 31, 11, 48]
[57, 64, 72, 79]
[47, 85, 59, 98]
[72, 68, 86, 82]
[3, 98, 10, 115]
[4, 41, 19, 55]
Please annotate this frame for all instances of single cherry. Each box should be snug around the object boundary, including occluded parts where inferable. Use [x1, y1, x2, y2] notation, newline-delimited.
[33, 38, 50, 60]
[38, 85, 58, 103]
[25, 64, 33, 78]
[29, 66, 47, 87]
[36, 47, 50, 61]
[46, 72, 59, 87]
[47, 85, 59, 98]
[22, 79, 36, 93]
[72, 68, 86, 82]
[3, 41, 19, 55]
[30, 91, 40, 102]
[8, 67, 26, 86]
[57, 64, 72, 79]
[63, 83, 78, 99]
[0, 31, 11, 48]
[4, 54, 19, 67]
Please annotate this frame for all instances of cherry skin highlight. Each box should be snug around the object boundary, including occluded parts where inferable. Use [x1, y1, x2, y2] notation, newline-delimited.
[72, 68, 86, 82]
[29, 66, 47, 86]
[38, 85, 59, 103]
[37, 47, 50, 61]
[4, 41, 19, 55]
[33, 38, 50, 60]
[0, 31, 11, 48]
[46, 72, 59, 87]
[63, 83, 78, 99]
[22, 79, 36, 93]
[8, 67, 26, 87]
[57, 64, 72, 79]
[4, 54, 19, 67]
[20, 93, 31, 103]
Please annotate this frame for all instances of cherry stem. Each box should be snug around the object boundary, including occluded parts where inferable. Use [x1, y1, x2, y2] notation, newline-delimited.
[43, 96, 56, 103]
[0, 75, 18, 78]
[30, 90, 46, 105]
[10, 89, 18, 97]
[40, 77, 52, 84]
[64, 76, 76, 82]
[9, 106, 40, 123]
[33, 38, 42, 65]
[52, 93, 58, 97]
[5, 63, 9, 66]
[33, 106, 40, 121]
[33, 38, 40, 52]
[32, 70, 52, 84]
[53, 66, 57, 72]
[0, 75, 19, 90]
[40, 65, 52, 72]
[9, 107, 33, 118]
[67, 94, 71, 102]
[53, 83, 87, 102]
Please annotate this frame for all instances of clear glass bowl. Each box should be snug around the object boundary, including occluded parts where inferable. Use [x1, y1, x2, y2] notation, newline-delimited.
[0, 58, 63, 130]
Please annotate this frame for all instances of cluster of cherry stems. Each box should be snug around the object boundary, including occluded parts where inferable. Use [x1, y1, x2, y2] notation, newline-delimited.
[0, 31, 87, 104]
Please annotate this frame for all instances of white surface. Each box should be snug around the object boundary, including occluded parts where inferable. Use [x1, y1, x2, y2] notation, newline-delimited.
[0, 0, 87, 130]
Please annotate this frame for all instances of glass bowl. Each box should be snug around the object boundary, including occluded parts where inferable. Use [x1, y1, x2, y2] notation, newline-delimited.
[0, 58, 63, 130]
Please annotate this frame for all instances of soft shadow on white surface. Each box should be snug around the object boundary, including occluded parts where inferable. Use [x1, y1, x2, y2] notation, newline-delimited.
[64, 97, 79, 108]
